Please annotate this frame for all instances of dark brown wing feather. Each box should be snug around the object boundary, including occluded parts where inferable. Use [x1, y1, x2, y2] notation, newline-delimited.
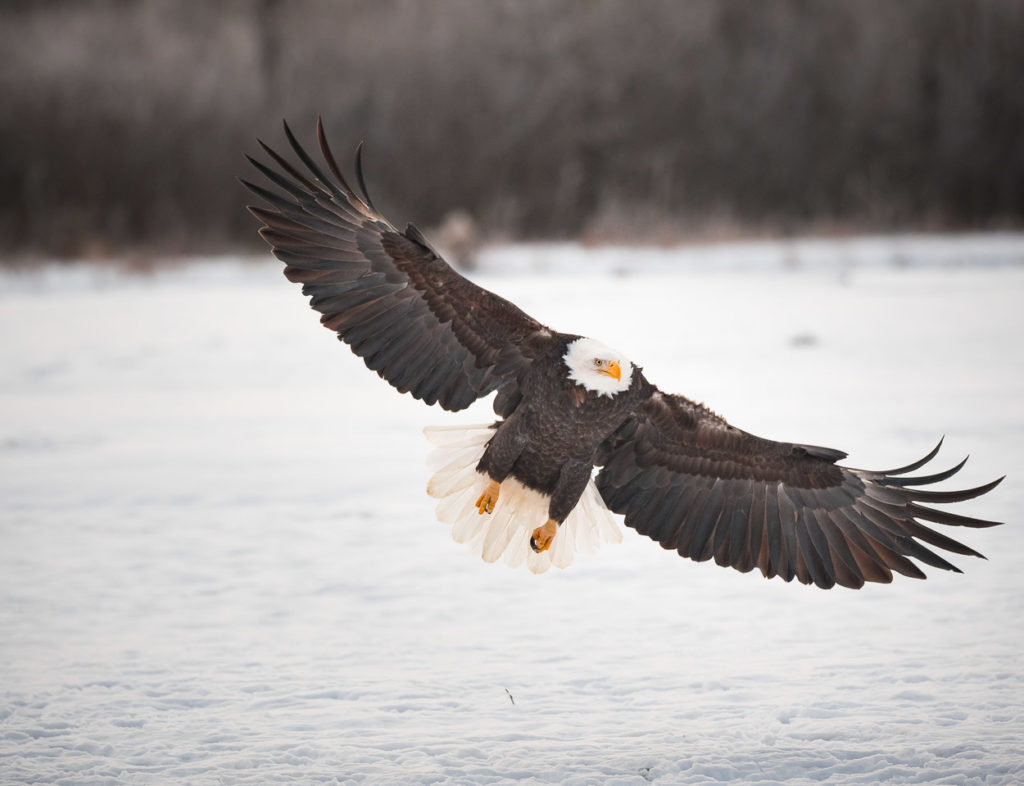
[597, 390, 1003, 589]
[243, 119, 556, 412]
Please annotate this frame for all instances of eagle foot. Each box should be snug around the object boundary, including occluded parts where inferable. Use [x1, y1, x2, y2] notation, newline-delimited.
[475, 480, 500, 515]
[530, 519, 558, 553]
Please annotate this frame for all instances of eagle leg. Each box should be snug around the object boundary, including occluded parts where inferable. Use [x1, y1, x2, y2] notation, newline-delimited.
[530, 519, 558, 553]
[475, 479, 501, 515]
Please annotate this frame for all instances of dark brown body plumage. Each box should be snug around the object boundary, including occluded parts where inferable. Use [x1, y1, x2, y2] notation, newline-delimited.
[477, 337, 647, 521]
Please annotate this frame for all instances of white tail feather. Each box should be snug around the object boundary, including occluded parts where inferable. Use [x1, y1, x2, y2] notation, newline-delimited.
[423, 424, 623, 573]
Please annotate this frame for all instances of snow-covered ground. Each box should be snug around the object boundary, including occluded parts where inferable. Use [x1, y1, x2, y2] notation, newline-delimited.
[2, 238, 1022, 785]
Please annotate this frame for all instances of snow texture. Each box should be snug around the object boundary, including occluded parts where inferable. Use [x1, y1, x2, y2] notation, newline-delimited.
[1, 237, 1023, 784]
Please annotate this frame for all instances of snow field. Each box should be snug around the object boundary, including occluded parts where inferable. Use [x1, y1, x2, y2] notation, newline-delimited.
[1, 242, 1022, 784]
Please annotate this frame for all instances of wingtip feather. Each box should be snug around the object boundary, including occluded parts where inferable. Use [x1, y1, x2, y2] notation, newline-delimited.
[882, 437, 945, 475]
[315, 115, 354, 195]
[880, 455, 970, 487]
[354, 141, 378, 212]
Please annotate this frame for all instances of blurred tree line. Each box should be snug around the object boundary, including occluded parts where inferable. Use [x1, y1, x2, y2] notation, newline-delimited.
[2, 0, 1023, 259]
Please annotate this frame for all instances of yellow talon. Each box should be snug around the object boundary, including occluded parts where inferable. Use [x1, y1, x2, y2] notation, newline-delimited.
[530, 519, 558, 553]
[475, 480, 500, 515]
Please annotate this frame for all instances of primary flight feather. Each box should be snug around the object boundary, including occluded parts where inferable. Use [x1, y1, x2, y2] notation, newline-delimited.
[243, 119, 1003, 588]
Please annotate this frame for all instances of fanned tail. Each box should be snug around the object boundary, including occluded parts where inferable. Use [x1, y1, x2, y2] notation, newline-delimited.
[424, 424, 622, 573]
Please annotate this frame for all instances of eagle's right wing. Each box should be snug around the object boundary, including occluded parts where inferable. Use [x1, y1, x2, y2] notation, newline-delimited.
[243, 119, 557, 413]
[597, 389, 1003, 589]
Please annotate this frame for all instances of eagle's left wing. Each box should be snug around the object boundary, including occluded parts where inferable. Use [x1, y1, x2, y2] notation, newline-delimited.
[596, 390, 1003, 589]
[242, 119, 558, 413]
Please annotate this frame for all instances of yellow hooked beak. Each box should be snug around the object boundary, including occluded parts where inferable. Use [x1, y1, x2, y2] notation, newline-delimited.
[597, 360, 621, 382]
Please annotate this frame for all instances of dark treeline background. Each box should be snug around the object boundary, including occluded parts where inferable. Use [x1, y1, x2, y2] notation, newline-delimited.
[2, 0, 1023, 259]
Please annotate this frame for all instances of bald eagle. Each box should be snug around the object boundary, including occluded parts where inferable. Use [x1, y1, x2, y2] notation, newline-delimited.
[243, 119, 1003, 588]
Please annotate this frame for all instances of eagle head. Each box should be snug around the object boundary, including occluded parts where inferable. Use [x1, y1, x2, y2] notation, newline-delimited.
[564, 337, 634, 398]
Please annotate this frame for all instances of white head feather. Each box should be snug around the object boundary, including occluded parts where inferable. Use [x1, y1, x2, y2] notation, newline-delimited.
[563, 337, 634, 398]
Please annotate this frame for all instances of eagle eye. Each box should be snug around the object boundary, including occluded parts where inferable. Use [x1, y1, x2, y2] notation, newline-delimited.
[593, 358, 605, 367]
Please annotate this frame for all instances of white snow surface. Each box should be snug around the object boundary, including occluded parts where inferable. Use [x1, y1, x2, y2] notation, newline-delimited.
[1, 239, 1023, 785]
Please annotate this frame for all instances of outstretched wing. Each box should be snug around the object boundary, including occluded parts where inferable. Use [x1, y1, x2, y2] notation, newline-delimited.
[242, 119, 556, 412]
[597, 390, 1003, 589]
